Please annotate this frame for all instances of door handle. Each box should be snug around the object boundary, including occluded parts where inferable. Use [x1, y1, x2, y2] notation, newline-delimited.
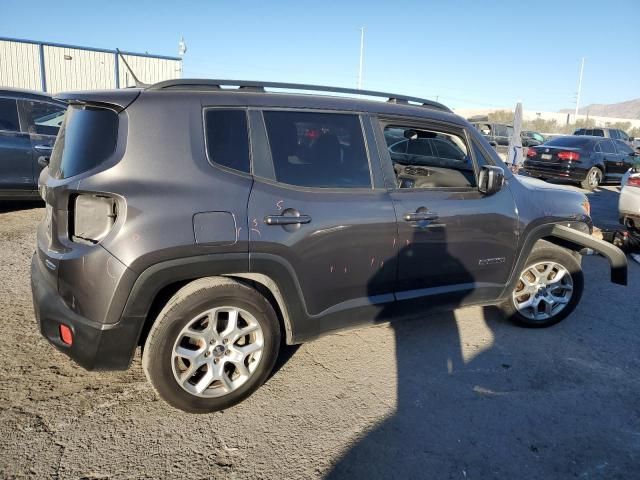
[264, 214, 312, 225]
[403, 212, 439, 222]
[34, 144, 53, 152]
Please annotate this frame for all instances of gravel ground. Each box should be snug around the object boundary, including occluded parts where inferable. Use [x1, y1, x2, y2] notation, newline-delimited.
[1, 186, 639, 479]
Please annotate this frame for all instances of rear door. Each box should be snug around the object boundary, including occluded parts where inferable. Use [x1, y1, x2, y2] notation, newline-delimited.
[0, 96, 33, 193]
[247, 110, 398, 336]
[18, 99, 66, 186]
[614, 140, 637, 173]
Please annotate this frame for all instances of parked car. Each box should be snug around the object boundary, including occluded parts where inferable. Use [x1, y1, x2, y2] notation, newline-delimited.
[522, 130, 545, 145]
[619, 166, 640, 229]
[574, 127, 635, 148]
[523, 135, 639, 190]
[31, 80, 627, 413]
[470, 121, 513, 153]
[0, 89, 66, 200]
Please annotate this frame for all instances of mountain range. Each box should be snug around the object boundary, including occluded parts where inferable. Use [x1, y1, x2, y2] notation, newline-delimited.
[559, 98, 640, 120]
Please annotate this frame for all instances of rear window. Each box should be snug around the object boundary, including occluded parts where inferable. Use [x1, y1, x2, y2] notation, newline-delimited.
[49, 105, 118, 179]
[545, 136, 593, 148]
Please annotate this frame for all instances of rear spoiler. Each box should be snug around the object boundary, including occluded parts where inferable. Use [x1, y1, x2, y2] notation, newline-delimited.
[54, 89, 141, 112]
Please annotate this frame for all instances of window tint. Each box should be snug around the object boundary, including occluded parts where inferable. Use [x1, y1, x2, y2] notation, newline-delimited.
[599, 139, 616, 154]
[205, 109, 250, 173]
[0, 98, 20, 132]
[385, 125, 475, 189]
[618, 130, 629, 141]
[592, 129, 604, 137]
[263, 111, 370, 188]
[49, 105, 118, 179]
[614, 139, 634, 155]
[609, 129, 619, 140]
[21, 100, 66, 136]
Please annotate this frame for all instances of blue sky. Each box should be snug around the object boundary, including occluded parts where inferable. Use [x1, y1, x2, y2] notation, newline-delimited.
[2, 0, 638, 112]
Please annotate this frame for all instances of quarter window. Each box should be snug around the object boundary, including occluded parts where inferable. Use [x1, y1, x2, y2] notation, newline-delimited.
[205, 110, 250, 174]
[263, 111, 371, 188]
[0, 98, 20, 132]
[385, 125, 475, 189]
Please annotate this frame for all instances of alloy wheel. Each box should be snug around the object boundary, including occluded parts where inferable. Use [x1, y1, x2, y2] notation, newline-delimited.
[171, 307, 264, 398]
[512, 261, 574, 321]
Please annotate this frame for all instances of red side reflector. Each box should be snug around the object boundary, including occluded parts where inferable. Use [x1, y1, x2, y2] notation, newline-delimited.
[59, 324, 73, 346]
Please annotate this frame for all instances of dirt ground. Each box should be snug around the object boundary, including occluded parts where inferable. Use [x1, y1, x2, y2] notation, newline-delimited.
[1, 186, 639, 479]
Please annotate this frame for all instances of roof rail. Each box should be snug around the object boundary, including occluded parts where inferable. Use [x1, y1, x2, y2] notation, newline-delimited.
[147, 79, 451, 112]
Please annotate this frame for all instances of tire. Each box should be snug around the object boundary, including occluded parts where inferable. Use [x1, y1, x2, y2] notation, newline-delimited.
[580, 167, 602, 191]
[142, 277, 281, 413]
[500, 242, 583, 328]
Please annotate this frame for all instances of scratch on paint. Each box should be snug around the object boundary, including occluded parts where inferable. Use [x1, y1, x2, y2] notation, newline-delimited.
[330, 265, 334, 273]
[380, 260, 384, 268]
[276, 200, 284, 211]
[393, 237, 397, 248]
[251, 228, 261, 237]
[106, 257, 116, 279]
[370, 257, 375, 267]
[344, 267, 348, 274]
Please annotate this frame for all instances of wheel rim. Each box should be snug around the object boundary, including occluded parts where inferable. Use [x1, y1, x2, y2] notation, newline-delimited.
[171, 307, 264, 398]
[588, 169, 600, 188]
[512, 261, 574, 321]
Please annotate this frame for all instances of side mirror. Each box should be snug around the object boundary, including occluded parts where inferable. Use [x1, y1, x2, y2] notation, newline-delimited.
[37, 156, 50, 168]
[478, 165, 505, 195]
[629, 137, 635, 141]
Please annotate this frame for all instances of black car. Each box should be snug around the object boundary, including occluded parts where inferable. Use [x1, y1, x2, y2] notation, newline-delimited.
[31, 79, 626, 413]
[0, 89, 66, 200]
[523, 135, 638, 190]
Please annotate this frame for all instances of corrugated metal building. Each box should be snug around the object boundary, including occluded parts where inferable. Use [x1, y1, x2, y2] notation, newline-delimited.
[0, 37, 182, 93]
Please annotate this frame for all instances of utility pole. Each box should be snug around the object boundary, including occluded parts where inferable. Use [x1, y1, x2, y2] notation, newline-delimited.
[574, 57, 585, 123]
[357, 27, 364, 89]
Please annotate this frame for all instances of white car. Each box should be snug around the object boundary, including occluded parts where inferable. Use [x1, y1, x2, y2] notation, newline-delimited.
[619, 168, 640, 228]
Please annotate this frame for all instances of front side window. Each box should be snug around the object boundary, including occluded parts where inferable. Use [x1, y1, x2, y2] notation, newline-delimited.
[21, 100, 66, 136]
[618, 130, 629, 142]
[609, 130, 619, 140]
[0, 98, 20, 132]
[385, 125, 475, 189]
[263, 111, 371, 188]
[205, 109, 250, 174]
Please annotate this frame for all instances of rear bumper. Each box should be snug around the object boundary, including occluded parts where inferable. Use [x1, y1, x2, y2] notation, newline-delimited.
[31, 253, 141, 370]
[522, 162, 588, 181]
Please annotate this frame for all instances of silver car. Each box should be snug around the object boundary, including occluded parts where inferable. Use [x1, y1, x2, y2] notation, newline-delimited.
[620, 167, 640, 228]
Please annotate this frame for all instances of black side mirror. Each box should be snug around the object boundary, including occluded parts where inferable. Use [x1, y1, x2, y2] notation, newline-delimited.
[478, 165, 505, 195]
[37, 156, 50, 168]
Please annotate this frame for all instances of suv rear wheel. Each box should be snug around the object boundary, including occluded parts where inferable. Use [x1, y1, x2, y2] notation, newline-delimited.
[142, 277, 280, 413]
[501, 242, 583, 327]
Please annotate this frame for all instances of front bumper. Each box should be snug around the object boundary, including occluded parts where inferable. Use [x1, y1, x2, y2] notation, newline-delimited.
[31, 253, 140, 370]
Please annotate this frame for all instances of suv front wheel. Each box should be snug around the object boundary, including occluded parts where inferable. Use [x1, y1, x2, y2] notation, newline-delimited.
[501, 242, 584, 327]
[142, 277, 281, 413]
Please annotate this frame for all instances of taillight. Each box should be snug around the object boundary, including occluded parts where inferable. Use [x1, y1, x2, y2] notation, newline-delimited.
[557, 151, 580, 161]
[527, 148, 538, 158]
[70, 194, 117, 244]
[628, 176, 640, 187]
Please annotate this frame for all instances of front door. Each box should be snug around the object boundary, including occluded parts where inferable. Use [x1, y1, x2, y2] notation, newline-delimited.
[248, 110, 398, 339]
[375, 118, 519, 311]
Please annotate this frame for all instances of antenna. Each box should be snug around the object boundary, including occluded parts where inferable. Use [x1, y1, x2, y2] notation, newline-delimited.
[357, 27, 365, 89]
[116, 48, 148, 88]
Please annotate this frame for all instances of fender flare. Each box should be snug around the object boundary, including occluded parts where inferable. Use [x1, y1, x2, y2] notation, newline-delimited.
[503, 223, 627, 298]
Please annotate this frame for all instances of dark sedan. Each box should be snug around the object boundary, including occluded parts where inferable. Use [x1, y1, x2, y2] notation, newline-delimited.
[523, 135, 638, 191]
[0, 89, 66, 200]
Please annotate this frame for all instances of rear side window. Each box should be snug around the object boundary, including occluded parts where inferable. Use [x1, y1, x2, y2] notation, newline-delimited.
[49, 105, 118, 179]
[0, 98, 19, 132]
[204, 109, 250, 173]
[263, 111, 371, 188]
[599, 139, 616, 154]
[592, 129, 604, 137]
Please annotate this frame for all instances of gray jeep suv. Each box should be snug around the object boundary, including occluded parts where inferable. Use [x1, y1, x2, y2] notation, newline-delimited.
[31, 80, 627, 413]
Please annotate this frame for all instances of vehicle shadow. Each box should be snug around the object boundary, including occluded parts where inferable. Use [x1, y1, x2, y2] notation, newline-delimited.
[0, 200, 44, 213]
[326, 225, 500, 478]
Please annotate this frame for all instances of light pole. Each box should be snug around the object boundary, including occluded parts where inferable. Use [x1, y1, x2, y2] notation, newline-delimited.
[574, 57, 585, 124]
[357, 27, 364, 89]
[178, 36, 187, 78]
